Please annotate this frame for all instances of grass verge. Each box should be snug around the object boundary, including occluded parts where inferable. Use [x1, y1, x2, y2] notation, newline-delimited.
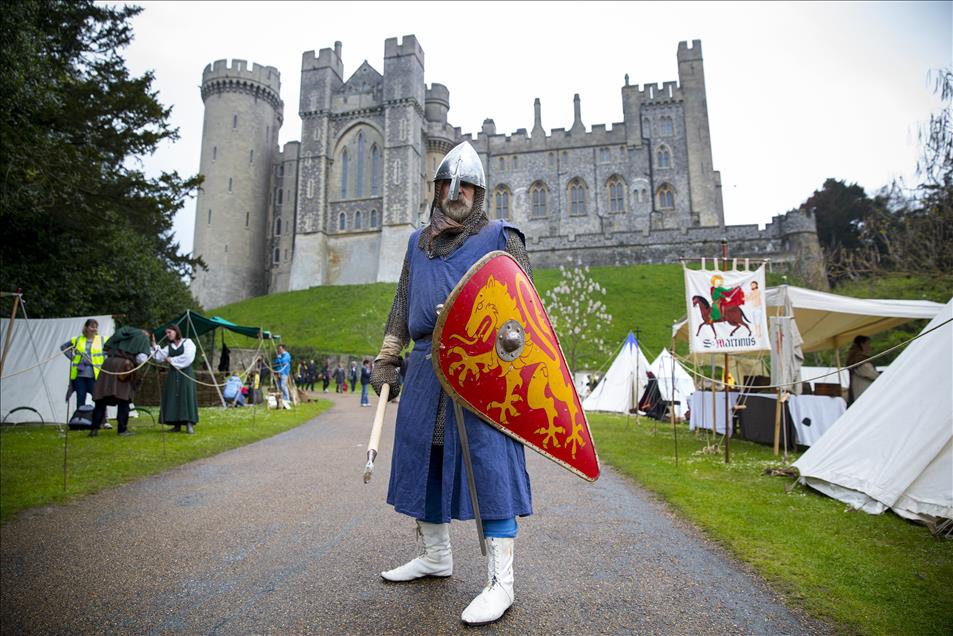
[0, 400, 331, 525]
[590, 413, 953, 636]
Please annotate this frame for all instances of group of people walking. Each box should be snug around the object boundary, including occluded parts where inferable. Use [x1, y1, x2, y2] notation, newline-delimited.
[63, 320, 199, 437]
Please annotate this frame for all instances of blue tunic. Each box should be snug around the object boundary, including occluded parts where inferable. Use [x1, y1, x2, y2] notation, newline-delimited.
[386, 220, 533, 522]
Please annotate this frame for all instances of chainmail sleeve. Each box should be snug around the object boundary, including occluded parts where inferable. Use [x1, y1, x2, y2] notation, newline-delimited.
[504, 227, 533, 279]
[370, 252, 410, 397]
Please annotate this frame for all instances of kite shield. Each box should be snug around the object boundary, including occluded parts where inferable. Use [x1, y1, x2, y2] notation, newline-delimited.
[432, 251, 601, 481]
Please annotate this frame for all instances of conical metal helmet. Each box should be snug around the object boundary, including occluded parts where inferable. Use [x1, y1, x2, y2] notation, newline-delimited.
[433, 141, 486, 201]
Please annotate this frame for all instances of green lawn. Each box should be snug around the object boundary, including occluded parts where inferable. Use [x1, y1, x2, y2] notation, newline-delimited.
[0, 400, 331, 525]
[591, 413, 953, 636]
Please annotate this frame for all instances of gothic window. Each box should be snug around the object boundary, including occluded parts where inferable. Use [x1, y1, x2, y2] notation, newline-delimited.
[660, 116, 674, 137]
[493, 185, 511, 220]
[274, 217, 281, 236]
[657, 184, 675, 210]
[568, 178, 588, 216]
[657, 145, 672, 169]
[356, 132, 365, 196]
[355, 211, 363, 229]
[212, 146, 217, 161]
[249, 149, 254, 164]
[370, 209, 379, 227]
[371, 145, 380, 195]
[606, 175, 626, 213]
[339, 212, 347, 231]
[642, 117, 651, 137]
[306, 178, 314, 199]
[207, 209, 212, 224]
[529, 181, 548, 218]
[341, 148, 349, 198]
[273, 248, 280, 265]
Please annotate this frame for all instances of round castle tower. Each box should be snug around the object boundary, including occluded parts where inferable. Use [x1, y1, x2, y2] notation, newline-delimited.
[191, 59, 283, 310]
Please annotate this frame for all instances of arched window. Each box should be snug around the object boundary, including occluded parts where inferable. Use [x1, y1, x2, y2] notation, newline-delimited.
[338, 212, 347, 231]
[340, 148, 349, 198]
[232, 114, 238, 129]
[371, 145, 380, 195]
[660, 116, 674, 137]
[568, 178, 588, 216]
[370, 209, 379, 227]
[355, 210, 363, 229]
[277, 189, 283, 205]
[606, 175, 626, 213]
[274, 217, 281, 236]
[273, 248, 280, 264]
[657, 145, 672, 169]
[356, 132, 365, 196]
[494, 185, 511, 220]
[657, 184, 675, 210]
[529, 181, 548, 218]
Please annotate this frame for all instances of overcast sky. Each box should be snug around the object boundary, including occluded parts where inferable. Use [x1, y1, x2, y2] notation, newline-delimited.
[118, 1, 952, 258]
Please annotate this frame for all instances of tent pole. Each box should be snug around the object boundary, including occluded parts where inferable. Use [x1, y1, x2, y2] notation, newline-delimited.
[773, 388, 782, 456]
[724, 353, 731, 464]
[671, 332, 678, 468]
[0, 292, 21, 377]
[710, 354, 716, 446]
[833, 336, 843, 399]
[189, 315, 226, 408]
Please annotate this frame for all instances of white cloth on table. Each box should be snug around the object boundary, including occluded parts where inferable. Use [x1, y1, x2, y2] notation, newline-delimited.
[688, 391, 741, 435]
[788, 395, 846, 447]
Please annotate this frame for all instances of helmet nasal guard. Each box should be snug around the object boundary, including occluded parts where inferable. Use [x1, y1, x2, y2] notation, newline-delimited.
[434, 141, 486, 201]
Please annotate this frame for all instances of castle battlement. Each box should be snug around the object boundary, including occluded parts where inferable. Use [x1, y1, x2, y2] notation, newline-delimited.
[677, 39, 703, 62]
[384, 34, 424, 63]
[302, 42, 344, 76]
[203, 59, 281, 93]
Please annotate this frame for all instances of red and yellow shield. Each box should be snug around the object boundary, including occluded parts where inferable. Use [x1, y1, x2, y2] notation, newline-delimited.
[432, 251, 600, 481]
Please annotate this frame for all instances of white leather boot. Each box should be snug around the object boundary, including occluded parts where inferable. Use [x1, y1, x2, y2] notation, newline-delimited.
[381, 521, 452, 581]
[461, 537, 515, 625]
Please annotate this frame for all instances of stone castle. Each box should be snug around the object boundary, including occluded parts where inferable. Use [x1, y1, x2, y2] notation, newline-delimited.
[190, 35, 824, 310]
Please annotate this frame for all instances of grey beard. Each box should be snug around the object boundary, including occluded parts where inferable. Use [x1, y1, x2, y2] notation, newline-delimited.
[441, 197, 473, 221]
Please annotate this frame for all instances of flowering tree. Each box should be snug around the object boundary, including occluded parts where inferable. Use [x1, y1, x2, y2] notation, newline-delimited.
[543, 265, 613, 372]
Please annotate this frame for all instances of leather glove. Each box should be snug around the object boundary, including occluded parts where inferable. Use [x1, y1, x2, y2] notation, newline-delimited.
[370, 357, 401, 400]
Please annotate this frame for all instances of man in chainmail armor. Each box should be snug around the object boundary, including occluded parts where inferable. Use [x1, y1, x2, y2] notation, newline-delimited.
[371, 141, 532, 625]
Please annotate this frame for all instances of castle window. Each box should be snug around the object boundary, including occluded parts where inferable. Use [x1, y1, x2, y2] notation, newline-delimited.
[600, 147, 610, 162]
[356, 132, 365, 197]
[393, 160, 401, 184]
[341, 148, 349, 198]
[245, 211, 249, 227]
[642, 118, 651, 137]
[370, 209, 379, 227]
[355, 211, 363, 229]
[233, 114, 238, 129]
[224, 244, 228, 253]
[498, 157, 505, 171]
[284, 249, 288, 261]
[657, 184, 675, 209]
[279, 163, 284, 177]
[249, 149, 254, 164]
[207, 209, 212, 224]
[277, 189, 283, 205]
[607, 175, 626, 213]
[493, 185, 511, 220]
[339, 212, 347, 231]
[530, 181, 548, 218]
[371, 145, 380, 195]
[657, 145, 672, 169]
[548, 152, 555, 167]
[306, 178, 314, 199]
[620, 146, 626, 158]
[512, 156, 518, 169]
[637, 189, 644, 204]
[228, 177, 233, 192]
[212, 146, 217, 161]
[275, 217, 281, 236]
[273, 248, 280, 265]
[660, 116, 674, 137]
[569, 178, 588, 216]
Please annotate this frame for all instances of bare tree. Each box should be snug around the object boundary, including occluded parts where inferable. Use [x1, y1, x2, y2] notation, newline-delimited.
[543, 265, 613, 372]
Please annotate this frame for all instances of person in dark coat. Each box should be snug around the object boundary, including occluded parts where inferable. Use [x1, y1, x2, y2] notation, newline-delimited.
[151, 324, 200, 434]
[88, 326, 151, 437]
[370, 141, 532, 625]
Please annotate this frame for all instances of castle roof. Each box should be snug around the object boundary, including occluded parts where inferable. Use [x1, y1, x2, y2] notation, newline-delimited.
[340, 60, 382, 95]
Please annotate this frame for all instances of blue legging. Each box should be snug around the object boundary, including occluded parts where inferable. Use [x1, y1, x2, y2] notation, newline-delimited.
[422, 444, 518, 539]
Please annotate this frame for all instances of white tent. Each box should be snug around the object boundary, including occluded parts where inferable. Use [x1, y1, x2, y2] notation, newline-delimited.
[673, 284, 944, 353]
[583, 332, 651, 414]
[648, 348, 696, 418]
[793, 298, 953, 523]
[1, 314, 115, 424]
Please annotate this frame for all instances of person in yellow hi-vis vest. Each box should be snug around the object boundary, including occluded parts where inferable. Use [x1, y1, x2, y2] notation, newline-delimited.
[60, 318, 105, 411]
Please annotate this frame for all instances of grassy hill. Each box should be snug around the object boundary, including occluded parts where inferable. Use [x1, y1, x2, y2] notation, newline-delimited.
[213, 263, 793, 371]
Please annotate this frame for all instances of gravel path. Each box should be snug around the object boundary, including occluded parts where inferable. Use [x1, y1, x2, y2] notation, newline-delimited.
[1, 393, 829, 635]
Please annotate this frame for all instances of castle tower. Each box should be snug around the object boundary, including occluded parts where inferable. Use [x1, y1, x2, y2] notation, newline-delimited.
[378, 35, 426, 282]
[677, 40, 724, 227]
[191, 59, 283, 309]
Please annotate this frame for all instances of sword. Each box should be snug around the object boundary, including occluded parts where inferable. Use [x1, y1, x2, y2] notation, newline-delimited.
[363, 383, 390, 483]
[453, 398, 487, 556]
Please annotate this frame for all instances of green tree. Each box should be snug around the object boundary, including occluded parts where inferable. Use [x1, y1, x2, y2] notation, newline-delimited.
[0, 0, 203, 326]
[800, 178, 881, 251]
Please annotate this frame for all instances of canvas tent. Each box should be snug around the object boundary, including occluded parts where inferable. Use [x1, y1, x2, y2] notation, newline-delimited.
[648, 348, 696, 418]
[793, 298, 953, 523]
[154, 310, 274, 342]
[583, 332, 651, 414]
[673, 284, 944, 353]
[1, 314, 115, 424]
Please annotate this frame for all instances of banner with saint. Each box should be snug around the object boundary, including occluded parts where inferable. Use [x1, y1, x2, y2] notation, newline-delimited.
[684, 265, 769, 353]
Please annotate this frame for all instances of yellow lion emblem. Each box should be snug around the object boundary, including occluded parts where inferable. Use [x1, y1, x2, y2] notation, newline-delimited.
[447, 274, 586, 458]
